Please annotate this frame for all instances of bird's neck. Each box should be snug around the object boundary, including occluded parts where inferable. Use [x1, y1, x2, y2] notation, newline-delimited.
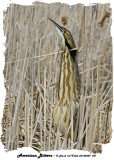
[57, 46, 80, 105]
[65, 40, 77, 62]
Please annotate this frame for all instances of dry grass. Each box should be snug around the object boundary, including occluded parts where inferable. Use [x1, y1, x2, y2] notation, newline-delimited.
[1, 2, 113, 153]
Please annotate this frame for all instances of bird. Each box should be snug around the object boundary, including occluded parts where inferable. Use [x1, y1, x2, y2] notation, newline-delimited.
[49, 18, 81, 140]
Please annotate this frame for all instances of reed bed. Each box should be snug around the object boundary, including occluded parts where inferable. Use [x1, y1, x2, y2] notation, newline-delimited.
[1, 2, 113, 153]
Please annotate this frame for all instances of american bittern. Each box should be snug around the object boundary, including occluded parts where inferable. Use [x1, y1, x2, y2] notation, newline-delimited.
[49, 18, 80, 139]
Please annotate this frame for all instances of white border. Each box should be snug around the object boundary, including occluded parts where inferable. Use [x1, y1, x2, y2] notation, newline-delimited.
[0, 0, 114, 160]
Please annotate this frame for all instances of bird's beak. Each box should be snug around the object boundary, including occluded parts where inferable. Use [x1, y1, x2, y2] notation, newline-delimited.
[49, 18, 63, 33]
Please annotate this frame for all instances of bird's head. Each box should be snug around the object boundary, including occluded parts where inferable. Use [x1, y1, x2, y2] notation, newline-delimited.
[49, 18, 76, 50]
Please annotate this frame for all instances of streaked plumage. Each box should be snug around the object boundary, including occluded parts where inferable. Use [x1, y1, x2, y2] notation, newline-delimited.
[49, 18, 80, 138]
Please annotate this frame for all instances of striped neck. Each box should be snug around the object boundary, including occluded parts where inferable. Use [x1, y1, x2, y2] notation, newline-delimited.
[57, 46, 80, 105]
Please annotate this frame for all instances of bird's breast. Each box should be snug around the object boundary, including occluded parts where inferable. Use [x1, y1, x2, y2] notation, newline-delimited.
[58, 47, 79, 105]
[54, 46, 80, 136]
